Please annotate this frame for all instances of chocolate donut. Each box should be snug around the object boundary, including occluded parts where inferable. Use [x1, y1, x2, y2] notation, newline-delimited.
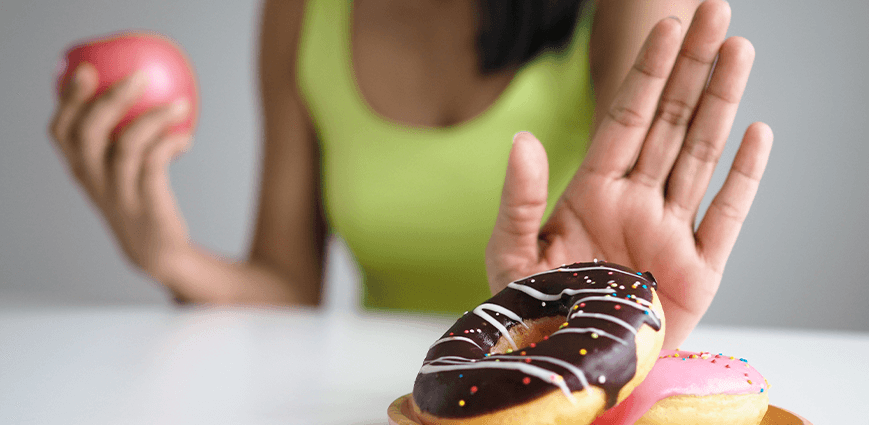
[411, 261, 666, 425]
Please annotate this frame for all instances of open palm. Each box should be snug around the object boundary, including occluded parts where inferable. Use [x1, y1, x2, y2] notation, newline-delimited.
[485, 0, 773, 349]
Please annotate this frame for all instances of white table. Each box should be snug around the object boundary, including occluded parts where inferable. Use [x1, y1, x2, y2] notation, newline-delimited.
[1, 305, 865, 425]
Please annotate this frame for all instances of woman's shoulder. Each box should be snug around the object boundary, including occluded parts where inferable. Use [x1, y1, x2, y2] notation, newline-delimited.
[258, 0, 308, 75]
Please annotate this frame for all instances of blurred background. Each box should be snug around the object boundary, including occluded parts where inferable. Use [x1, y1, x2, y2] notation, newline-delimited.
[1, 0, 867, 332]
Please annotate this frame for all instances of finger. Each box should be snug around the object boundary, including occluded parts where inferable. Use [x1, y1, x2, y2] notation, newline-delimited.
[583, 17, 683, 178]
[140, 132, 193, 223]
[49, 63, 98, 161]
[486, 132, 548, 292]
[631, 0, 731, 186]
[72, 70, 149, 192]
[665, 36, 756, 217]
[112, 99, 191, 212]
[696, 122, 773, 272]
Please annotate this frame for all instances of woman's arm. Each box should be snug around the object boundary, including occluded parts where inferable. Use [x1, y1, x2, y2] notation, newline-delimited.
[167, 0, 325, 305]
[589, 0, 701, 134]
[245, 0, 327, 305]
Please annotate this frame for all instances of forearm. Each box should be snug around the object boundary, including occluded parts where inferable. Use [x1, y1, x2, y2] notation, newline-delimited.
[590, 0, 701, 134]
[161, 243, 323, 306]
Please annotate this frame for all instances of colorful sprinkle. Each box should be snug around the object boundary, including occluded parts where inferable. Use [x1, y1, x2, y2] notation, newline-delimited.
[523, 377, 531, 385]
[598, 376, 606, 384]
[614, 305, 621, 310]
[529, 343, 536, 348]
[591, 333, 599, 339]
[580, 349, 587, 355]
[459, 400, 465, 407]
[470, 386, 478, 394]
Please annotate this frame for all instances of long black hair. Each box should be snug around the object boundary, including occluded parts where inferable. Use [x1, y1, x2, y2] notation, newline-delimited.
[477, 0, 586, 74]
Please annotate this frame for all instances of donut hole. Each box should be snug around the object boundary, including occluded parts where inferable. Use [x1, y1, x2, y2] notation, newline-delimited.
[490, 316, 567, 355]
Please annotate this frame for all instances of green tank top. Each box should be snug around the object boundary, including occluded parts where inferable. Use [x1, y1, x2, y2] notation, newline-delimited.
[297, 1, 596, 314]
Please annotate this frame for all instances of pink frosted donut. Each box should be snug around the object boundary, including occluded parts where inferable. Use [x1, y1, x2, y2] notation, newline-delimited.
[592, 349, 770, 425]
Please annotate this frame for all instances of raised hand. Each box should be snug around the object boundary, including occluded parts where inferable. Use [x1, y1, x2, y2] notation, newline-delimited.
[48, 63, 194, 282]
[486, 0, 773, 349]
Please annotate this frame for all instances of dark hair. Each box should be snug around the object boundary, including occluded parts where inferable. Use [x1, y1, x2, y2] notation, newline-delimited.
[477, 0, 586, 74]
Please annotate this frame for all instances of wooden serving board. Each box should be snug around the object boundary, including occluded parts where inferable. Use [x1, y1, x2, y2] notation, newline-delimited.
[387, 394, 812, 425]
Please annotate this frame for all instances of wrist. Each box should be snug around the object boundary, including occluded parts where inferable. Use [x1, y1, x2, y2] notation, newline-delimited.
[150, 240, 197, 298]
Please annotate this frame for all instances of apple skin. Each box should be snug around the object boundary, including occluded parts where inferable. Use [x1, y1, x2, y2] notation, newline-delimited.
[57, 31, 199, 139]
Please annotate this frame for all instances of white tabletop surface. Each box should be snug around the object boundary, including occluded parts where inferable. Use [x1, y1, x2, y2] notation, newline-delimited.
[1, 305, 866, 425]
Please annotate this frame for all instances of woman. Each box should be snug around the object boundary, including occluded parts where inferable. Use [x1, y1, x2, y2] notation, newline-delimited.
[48, 0, 772, 349]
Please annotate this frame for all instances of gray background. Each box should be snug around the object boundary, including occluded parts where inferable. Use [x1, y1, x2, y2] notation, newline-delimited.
[2, 1, 867, 332]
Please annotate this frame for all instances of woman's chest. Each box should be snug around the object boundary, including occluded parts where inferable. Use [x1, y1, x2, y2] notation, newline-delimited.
[350, 0, 515, 128]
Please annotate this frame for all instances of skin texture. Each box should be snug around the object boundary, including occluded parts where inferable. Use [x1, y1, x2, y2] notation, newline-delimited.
[47, 0, 772, 349]
[486, 0, 774, 349]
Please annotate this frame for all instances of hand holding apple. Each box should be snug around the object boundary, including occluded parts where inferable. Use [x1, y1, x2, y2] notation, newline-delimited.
[48, 31, 199, 284]
[56, 31, 199, 138]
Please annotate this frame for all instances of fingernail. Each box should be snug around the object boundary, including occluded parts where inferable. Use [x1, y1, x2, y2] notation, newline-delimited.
[667, 15, 682, 24]
[131, 70, 150, 88]
[170, 98, 190, 114]
[512, 132, 526, 144]
[73, 64, 87, 85]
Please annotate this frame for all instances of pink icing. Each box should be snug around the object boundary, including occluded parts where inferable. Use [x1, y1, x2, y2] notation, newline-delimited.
[592, 349, 768, 425]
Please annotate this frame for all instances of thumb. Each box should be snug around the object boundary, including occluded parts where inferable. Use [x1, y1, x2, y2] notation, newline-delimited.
[486, 131, 549, 293]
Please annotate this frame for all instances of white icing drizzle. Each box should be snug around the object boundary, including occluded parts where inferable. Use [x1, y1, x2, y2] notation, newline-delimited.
[571, 296, 662, 327]
[569, 312, 638, 335]
[549, 327, 628, 346]
[428, 336, 483, 351]
[520, 355, 590, 390]
[633, 297, 654, 308]
[507, 283, 615, 301]
[420, 356, 578, 403]
[520, 265, 647, 283]
[473, 303, 526, 351]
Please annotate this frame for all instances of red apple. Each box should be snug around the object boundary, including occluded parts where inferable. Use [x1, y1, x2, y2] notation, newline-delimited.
[57, 31, 199, 139]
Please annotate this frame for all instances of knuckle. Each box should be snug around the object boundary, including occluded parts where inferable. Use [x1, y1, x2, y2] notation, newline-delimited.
[70, 160, 89, 183]
[49, 122, 63, 142]
[684, 136, 720, 164]
[144, 149, 165, 172]
[608, 104, 648, 128]
[656, 97, 694, 127]
[710, 198, 744, 223]
[77, 121, 103, 146]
